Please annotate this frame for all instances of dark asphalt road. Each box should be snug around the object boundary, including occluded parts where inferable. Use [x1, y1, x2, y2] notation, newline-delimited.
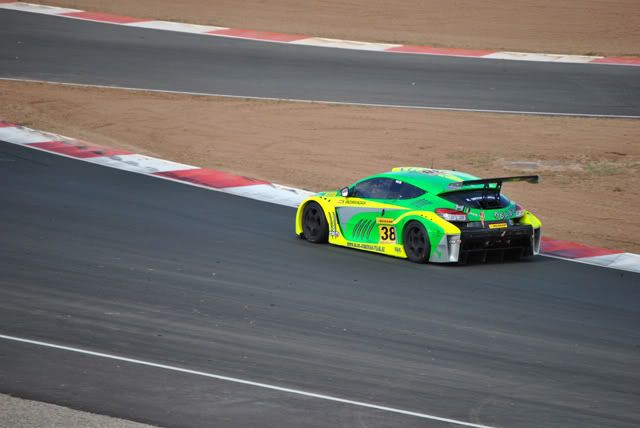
[1, 143, 639, 428]
[1, 10, 640, 117]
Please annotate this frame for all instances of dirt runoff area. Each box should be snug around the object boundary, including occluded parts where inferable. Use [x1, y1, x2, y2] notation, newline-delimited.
[2, 79, 639, 252]
[45, 0, 640, 56]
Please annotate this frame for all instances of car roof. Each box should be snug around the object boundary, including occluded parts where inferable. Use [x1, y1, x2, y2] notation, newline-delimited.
[365, 167, 482, 194]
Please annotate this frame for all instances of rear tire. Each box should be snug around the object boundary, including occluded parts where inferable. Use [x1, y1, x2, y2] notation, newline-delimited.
[302, 202, 329, 243]
[403, 221, 430, 263]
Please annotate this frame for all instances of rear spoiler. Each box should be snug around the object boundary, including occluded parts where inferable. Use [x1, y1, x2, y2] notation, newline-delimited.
[447, 175, 539, 190]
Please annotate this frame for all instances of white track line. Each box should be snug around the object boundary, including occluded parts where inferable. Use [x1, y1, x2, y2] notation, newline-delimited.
[0, 333, 498, 428]
[2, 77, 638, 119]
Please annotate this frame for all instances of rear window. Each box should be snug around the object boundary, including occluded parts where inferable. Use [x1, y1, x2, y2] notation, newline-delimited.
[439, 189, 511, 209]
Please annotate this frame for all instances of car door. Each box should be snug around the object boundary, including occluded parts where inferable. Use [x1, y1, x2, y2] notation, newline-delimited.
[334, 178, 427, 244]
[335, 178, 394, 243]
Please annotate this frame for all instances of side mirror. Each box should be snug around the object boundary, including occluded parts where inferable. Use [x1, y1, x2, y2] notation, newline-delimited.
[340, 187, 351, 197]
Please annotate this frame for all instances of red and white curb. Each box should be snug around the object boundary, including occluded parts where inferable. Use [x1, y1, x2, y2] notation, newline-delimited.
[0, 122, 312, 207]
[1, 121, 639, 273]
[1, 1, 639, 67]
[540, 238, 640, 273]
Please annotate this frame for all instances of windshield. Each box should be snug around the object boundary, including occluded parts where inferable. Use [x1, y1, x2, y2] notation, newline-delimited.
[439, 189, 511, 209]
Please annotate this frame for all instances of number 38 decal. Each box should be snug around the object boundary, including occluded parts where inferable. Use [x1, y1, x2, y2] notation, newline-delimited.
[379, 226, 397, 243]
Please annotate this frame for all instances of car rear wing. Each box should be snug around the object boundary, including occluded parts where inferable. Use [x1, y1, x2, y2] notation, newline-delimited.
[447, 175, 539, 190]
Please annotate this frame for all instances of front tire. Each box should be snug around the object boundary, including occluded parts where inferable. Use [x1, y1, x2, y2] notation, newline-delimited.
[302, 202, 328, 243]
[403, 221, 430, 263]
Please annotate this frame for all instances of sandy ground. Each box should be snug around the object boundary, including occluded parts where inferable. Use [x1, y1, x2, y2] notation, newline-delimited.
[0, 393, 161, 428]
[45, 0, 640, 56]
[2, 80, 638, 252]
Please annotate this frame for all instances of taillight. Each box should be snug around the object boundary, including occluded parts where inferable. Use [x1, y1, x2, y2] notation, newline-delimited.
[436, 208, 467, 222]
[514, 204, 525, 217]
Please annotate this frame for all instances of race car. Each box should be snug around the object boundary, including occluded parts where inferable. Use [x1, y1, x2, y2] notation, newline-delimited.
[295, 167, 541, 264]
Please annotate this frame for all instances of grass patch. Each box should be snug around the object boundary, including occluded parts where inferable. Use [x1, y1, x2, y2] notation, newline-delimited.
[583, 162, 624, 176]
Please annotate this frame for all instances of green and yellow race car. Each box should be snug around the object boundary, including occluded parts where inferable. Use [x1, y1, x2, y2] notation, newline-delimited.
[295, 167, 542, 264]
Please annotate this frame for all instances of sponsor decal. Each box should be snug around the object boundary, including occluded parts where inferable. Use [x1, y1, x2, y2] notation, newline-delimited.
[346, 242, 385, 252]
[345, 200, 366, 205]
[489, 222, 508, 229]
[376, 217, 394, 225]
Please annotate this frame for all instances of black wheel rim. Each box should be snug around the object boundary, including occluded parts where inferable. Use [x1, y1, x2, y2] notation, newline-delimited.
[406, 226, 426, 258]
[303, 206, 322, 238]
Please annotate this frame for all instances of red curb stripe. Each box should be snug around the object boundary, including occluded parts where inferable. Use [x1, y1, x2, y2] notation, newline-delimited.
[541, 237, 623, 259]
[28, 141, 132, 158]
[209, 28, 307, 42]
[0, 122, 17, 127]
[386, 45, 496, 57]
[60, 11, 148, 24]
[591, 57, 640, 66]
[155, 168, 269, 188]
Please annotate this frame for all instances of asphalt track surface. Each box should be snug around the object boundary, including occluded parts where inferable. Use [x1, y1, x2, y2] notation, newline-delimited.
[1, 143, 640, 427]
[1, 9, 640, 117]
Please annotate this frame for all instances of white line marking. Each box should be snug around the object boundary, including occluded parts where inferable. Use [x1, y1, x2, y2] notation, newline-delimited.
[0, 333, 497, 428]
[1, 77, 638, 119]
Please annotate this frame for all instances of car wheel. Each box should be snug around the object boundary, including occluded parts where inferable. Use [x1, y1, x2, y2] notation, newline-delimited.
[302, 202, 329, 243]
[403, 221, 430, 263]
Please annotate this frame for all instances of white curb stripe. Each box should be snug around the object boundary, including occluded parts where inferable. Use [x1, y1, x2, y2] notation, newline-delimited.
[482, 52, 604, 64]
[222, 183, 313, 206]
[0, 333, 497, 428]
[576, 253, 640, 273]
[126, 20, 228, 34]
[484, 52, 602, 63]
[0, 125, 61, 144]
[291, 37, 400, 51]
[0, 2, 80, 15]
[85, 154, 198, 174]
